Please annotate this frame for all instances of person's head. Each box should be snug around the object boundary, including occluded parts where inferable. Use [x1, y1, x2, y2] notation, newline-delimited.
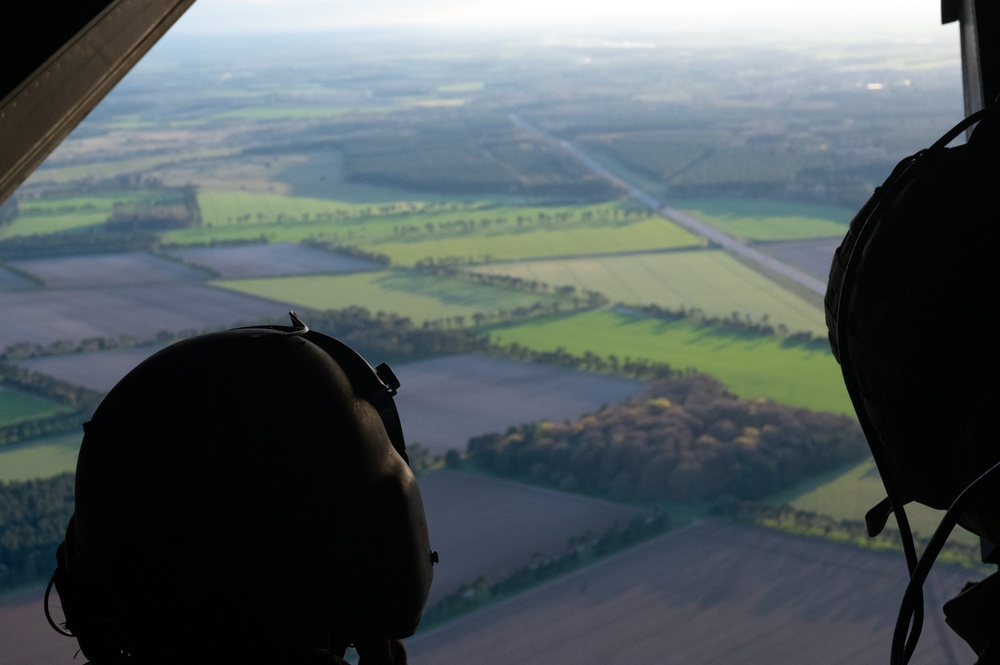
[51, 314, 434, 664]
[826, 105, 1000, 663]
[827, 108, 1000, 544]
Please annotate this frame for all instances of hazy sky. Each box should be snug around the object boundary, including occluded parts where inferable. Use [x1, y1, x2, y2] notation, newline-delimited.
[171, 0, 947, 36]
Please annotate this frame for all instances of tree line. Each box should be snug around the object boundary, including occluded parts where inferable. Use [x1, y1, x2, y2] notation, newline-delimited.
[0, 361, 103, 448]
[468, 372, 867, 502]
[302, 239, 391, 267]
[414, 261, 609, 308]
[0, 473, 74, 590]
[390, 207, 653, 239]
[0, 230, 160, 260]
[630, 303, 831, 351]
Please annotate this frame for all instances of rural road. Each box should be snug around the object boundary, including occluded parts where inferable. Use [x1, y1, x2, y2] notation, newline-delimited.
[511, 114, 829, 297]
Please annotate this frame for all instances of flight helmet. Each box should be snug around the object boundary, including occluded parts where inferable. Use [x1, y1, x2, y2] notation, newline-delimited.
[49, 313, 435, 664]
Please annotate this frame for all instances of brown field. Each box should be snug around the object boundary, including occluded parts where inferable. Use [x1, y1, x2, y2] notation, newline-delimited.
[0, 587, 75, 665]
[2, 520, 975, 665]
[0, 267, 37, 291]
[20, 346, 164, 392]
[0, 469, 650, 664]
[16, 351, 645, 452]
[0, 284, 288, 349]
[9, 252, 210, 288]
[394, 354, 647, 455]
[407, 520, 975, 665]
[419, 470, 652, 605]
[166, 243, 382, 279]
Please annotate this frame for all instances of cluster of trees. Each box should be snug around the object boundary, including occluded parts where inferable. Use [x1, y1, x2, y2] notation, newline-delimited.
[469, 373, 866, 502]
[105, 185, 201, 232]
[338, 128, 624, 200]
[0, 473, 74, 590]
[421, 513, 670, 628]
[580, 131, 876, 208]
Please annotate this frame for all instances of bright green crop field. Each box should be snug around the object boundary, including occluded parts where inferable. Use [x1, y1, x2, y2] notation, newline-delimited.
[676, 198, 852, 241]
[370, 216, 702, 266]
[0, 388, 74, 427]
[0, 433, 80, 482]
[173, 193, 703, 265]
[214, 270, 566, 324]
[486, 309, 852, 414]
[771, 457, 979, 547]
[473, 249, 827, 336]
[193, 191, 622, 231]
[1, 193, 157, 238]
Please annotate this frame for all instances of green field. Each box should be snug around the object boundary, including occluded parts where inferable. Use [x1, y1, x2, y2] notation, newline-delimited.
[174, 193, 704, 265]
[486, 309, 851, 414]
[0, 387, 74, 426]
[215, 270, 567, 324]
[370, 216, 702, 266]
[771, 457, 980, 547]
[0, 433, 80, 482]
[1, 193, 161, 238]
[194, 192, 624, 231]
[675, 199, 852, 241]
[474, 250, 827, 336]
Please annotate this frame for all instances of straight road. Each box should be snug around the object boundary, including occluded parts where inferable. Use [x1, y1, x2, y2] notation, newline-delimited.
[511, 114, 829, 297]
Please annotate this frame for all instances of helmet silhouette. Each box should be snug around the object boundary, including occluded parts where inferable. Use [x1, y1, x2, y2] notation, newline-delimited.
[53, 315, 434, 663]
[827, 110, 1000, 544]
[827, 106, 1000, 664]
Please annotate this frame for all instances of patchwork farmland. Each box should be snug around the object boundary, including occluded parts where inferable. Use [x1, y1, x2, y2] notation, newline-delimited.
[0, 284, 285, 350]
[6, 352, 647, 474]
[418, 470, 655, 605]
[167, 243, 383, 279]
[472, 250, 828, 336]
[0, 468, 656, 664]
[0, 27, 969, 665]
[407, 520, 973, 665]
[2, 502, 972, 665]
[394, 355, 646, 456]
[0, 245, 334, 350]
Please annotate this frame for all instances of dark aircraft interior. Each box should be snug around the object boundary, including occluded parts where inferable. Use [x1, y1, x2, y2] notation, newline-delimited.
[2, 1, 1000, 664]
